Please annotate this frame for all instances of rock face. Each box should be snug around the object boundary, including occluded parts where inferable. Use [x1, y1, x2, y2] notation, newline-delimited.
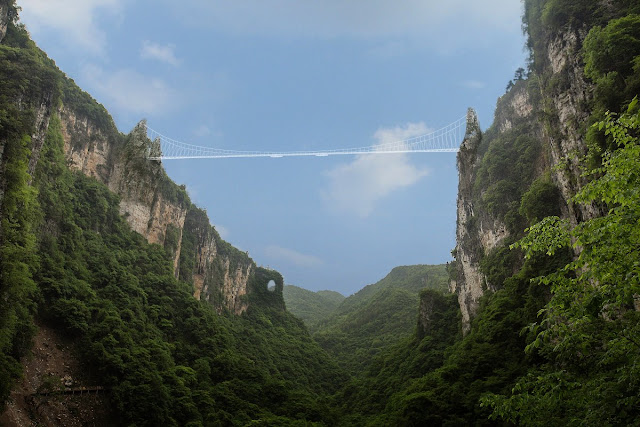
[451, 108, 487, 333]
[219, 261, 252, 315]
[0, 2, 8, 43]
[182, 208, 254, 315]
[542, 28, 603, 224]
[453, 87, 543, 333]
[60, 115, 190, 250]
[451, 25, 602, 333]
[0, 73, 269, 315]
[27, 97, 55, 178]
[58, 112, 264, 314]
[60, 108, 115, 184]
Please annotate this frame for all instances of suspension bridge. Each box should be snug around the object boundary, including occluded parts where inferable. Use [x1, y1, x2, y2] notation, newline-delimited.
[144, 109, 477, 161]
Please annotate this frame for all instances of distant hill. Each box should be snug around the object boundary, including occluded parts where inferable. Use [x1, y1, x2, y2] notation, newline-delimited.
[312, 264, 449, 374]
[283, 285, 345, 329]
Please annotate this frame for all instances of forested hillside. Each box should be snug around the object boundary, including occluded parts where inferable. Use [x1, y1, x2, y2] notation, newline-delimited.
[312, 265, 449, 374]
[1, 0, 639, 425]
[282, 285, 344, 329]
[0, 1, 342, 424]
[344, 0, 640, 424]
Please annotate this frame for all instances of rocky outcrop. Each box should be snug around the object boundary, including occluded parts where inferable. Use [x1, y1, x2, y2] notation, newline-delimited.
[60, 113, 191, 249]
[453, 86, 540, 334]
[55, 105, 263, 314]
[220, 261, 252, 315]
[542, 28, 602, 223]
[0, 2, 8, 43]
[451, 24, 604, 333]
[60, 108, 115, 184]
[181, 208, 254, 314]
[451, 109, 485, 333]
[191, 226, 218, 301]
[27, 96, 55, 178]
[453, 107, 520, 333]
[57, 106, 269, 314]
[498, 89, 534, 132]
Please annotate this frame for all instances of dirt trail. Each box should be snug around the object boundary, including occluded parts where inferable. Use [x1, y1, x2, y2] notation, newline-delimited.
[0, 323, 116, 426]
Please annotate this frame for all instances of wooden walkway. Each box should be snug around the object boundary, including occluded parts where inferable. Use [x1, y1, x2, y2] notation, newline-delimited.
[35, 386, 108, 396]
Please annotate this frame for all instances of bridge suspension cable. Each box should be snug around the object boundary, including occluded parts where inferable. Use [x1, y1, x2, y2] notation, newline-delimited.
[144, 114, 469, 161]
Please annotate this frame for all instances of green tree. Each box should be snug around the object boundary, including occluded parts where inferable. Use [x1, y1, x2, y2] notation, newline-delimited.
[483, 99, 640, 425]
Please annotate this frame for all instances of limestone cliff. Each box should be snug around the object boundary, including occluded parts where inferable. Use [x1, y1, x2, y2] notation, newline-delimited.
[180, 207, 254, 315]
[0, 20, 280, 315]
[57, 107, 268, 314]
[535, 28, 601, 224]
[0, 2, 8, 43]
[452, 85, 548, 333]
[60, 112, 190, 268]
[451, 21, 606, 332]
[451, 108, 486, 332]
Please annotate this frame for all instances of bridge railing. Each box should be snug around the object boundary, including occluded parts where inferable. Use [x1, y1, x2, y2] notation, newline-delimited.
[145, 114, 470, 160]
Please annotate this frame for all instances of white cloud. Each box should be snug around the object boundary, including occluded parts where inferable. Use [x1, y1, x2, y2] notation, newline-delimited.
[141, 40, 180, 66]
[193, 125, 212, 138]
[322, 123, 430, 218]
[170, 0, 522, 40]
[461, 80, 487, 90]
[81, 64, 177, 115]
[18, 0, 122, 53]
[264, 245, 324, 268]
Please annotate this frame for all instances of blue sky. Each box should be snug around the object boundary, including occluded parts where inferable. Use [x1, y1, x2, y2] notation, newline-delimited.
[17, 0, 526, 295]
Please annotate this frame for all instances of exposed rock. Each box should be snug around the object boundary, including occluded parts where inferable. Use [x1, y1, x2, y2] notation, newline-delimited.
[452, 87, 539, 334]
[452, 108, 488, 334]
[60, 112, 190, 250]
[27, 96, 55, 179]
[0, 2, 8, 43]
[451, 26, 603, 334]
[182, 208, 254, 314]
[221, 261, 252, 315]
[543, 28, 602, 224]
[57, 108, 257, 313]
[499, 89, 533, 132]
[192, 230, 218, 301]
[60, 108, 113, 184]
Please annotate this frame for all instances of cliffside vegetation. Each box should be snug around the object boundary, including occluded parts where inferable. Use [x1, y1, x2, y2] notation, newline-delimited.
[283, 285, 345, 329]
[312, 265, 449, 375]
[323, 1, 640, 424]
[0, 2, 342, 424]
[2, 96, 343, 427]
[2, 0, 640, 425]
[484, 99, 640, 426]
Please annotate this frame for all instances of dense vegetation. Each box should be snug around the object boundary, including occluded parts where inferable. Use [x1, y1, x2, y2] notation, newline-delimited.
[326, 1, 640, 424]
[283, 285, 344, 329]
[0, 3, 342, 423]
[312, 265, 449, 374]
[484, 100, 640, 426]
[2, 0, 640, 425]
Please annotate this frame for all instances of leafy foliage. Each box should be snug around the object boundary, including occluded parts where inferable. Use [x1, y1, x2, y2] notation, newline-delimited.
[283, 285, 344, 329]
[24, 115, 343, 425]
[0, 119, 38, 405]
[583, 13, 640, 136]
[2, 2, 640, 425]
[484, 101, 640, 425]
[0, 12, 344, 423]
[312, 265, 449, 375]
